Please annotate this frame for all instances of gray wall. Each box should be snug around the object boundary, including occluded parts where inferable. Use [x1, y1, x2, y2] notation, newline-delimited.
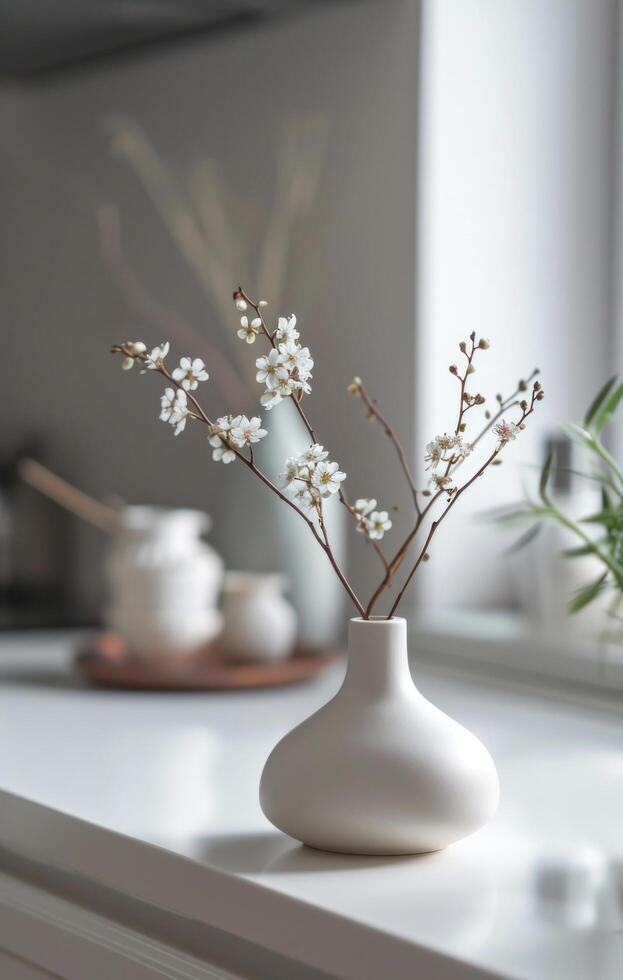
[1, 1, 421, 618]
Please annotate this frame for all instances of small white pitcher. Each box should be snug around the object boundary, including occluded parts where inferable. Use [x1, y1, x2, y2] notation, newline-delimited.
[105, 506, 223, 658]
[221, 572, 297, 663]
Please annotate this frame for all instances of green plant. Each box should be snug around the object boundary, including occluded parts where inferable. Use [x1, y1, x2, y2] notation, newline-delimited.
[507, 376, 623, 614]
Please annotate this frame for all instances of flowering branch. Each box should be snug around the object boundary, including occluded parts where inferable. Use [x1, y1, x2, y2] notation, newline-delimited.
[361, 346, 541, 617]
[111, 338, 365, 617]
[386, 384, 542, 618]
[111, 292, 543, 622]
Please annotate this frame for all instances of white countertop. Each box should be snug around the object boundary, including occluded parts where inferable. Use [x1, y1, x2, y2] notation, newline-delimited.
[1, 631, 623, 979]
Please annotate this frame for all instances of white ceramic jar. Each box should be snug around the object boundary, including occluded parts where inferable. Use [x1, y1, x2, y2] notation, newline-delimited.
[221, 572, 297, 663]
[105, 506, 223, 657]
[260, 616, 499, 854]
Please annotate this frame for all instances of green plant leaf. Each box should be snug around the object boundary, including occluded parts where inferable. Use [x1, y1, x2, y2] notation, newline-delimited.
[562, 541, 607, 558]
[581, 509, 623, 529]
[568, 572, 608, 614]
[594, 381, 623, 434]
[505, 524, 542, 554]
[539, 451, 554, 503]
[583, 375, 618, 429]
[494, 506, 554, 525]
[561, 421, 596, 451]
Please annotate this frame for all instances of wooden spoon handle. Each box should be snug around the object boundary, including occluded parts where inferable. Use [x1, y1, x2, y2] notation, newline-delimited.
[17, 458, 120, 534]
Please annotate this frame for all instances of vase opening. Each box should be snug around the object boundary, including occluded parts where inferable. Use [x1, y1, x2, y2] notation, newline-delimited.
[350, 615, 405, 624]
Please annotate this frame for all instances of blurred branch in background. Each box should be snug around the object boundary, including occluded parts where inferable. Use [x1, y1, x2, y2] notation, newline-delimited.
[102, 114, 329, 396]
[96, 203, 248, 408]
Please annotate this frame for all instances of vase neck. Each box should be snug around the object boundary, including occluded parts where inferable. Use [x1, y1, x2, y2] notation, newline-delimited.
[341, 618, 414, 700]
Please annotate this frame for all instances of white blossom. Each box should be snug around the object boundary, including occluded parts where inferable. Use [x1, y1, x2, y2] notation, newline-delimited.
[280, 456, 302, 490]
[352, 498, 392, 540]
[256, 349, 288, 390]
[172, 356, 209, 391]
[159, 387, 188, 436]
[278, 340, 313, 380]
[237, 316, 262, 344]
[293, 487, 316, 512]
[429, 473, 454, 492]
[368, 511, 392, 540]
[292, 378, 312, 395]
[215, 415, 234, 432]
[260, 376, 295, 410]
[209, 416, 238, 464]
[493, 420, 520, 445]
[353, 497, 377, 532]
[424, 433, 471, 469]
[312, 460, 347, 498]
[212, 444, 236, 464]
[279, 446, 346, 512]
[354, 497, 377, 517]
[275, 315, 299, 343]
[299, 444, 329, 466]
[144, 342, 170, 371]
[126, 341, 146, 355]
[230, 415, 267, 446]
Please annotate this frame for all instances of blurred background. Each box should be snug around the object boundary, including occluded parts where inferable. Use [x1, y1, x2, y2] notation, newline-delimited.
[0, 0, 619, 654]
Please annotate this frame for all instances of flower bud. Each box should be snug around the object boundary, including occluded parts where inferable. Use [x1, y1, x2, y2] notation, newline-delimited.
[258, 300, 268, 307]
[459, 341, 467, 353]
[449, 364, 458, 375]
[518, 379, 527, 391]
[121, 357, 134, 371]
[466, 363, 475, 374]
[347, 376, 362, 394]
[233, 289, 247, 311]
[478, 338, 490, 350]
[127, 341, 146, 355]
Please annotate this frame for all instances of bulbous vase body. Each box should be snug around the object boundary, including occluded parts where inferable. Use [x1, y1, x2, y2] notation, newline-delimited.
[260, 617, 499, 855]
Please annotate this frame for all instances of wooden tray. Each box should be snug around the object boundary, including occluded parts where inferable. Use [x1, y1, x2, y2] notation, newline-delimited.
[75, 632, 340, 692]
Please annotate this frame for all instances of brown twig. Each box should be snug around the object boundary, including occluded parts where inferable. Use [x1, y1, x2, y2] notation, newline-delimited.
[355, 382, 421, 515]
[385, 389, 540, 618]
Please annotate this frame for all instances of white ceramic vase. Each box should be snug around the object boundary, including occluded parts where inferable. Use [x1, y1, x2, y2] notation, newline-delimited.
[221, 572, 297, 663]
[260, 617, 499, 855]
[105, 506, 223, 657]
